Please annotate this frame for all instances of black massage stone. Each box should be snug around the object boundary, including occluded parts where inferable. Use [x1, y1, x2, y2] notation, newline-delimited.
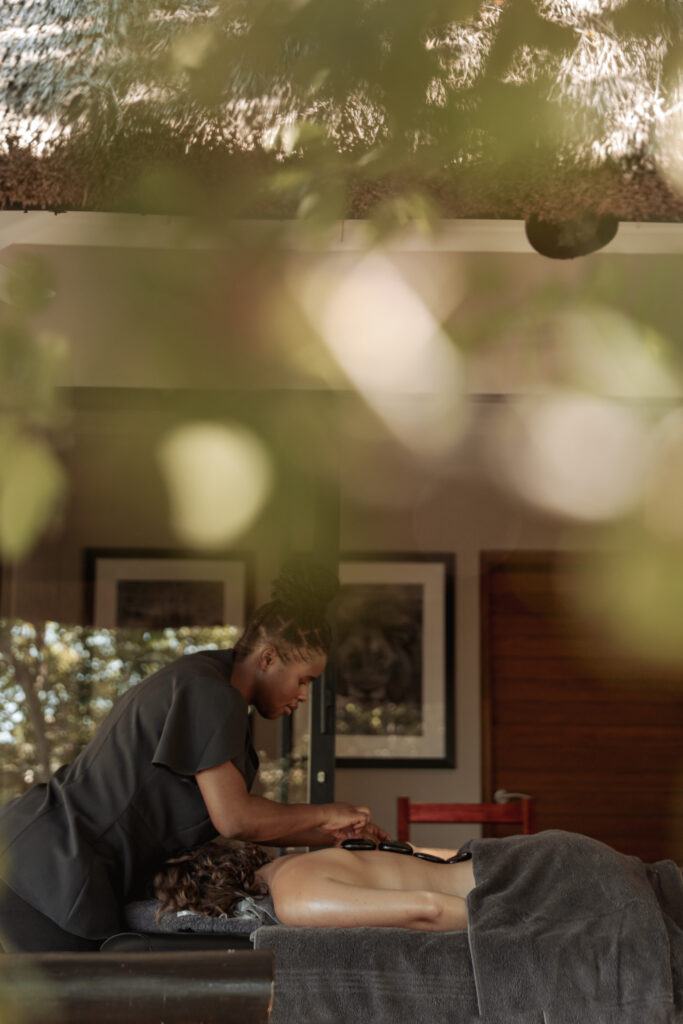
[341, 838, 378, 850]
[378, 841, 414, 856]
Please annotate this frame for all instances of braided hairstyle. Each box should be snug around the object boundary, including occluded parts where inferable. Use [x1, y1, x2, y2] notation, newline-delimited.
[153, 840, 271, 918]
[234, 556, 338, 664]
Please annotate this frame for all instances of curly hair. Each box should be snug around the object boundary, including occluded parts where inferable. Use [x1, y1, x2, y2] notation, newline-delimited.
[234, 555, 338, 663]
[153, 840, 271, 919]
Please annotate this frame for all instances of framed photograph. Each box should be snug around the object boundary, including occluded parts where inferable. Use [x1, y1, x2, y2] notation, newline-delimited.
[86, 549, 250, 629]
[335, 553, 455, 768]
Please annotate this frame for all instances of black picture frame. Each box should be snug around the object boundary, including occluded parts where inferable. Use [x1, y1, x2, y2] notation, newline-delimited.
[84, 548, 252, 629]
[334, 552, 455, 769]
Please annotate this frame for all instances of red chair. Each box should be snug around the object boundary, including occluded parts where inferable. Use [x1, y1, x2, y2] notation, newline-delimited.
[397, 795, 535, 843]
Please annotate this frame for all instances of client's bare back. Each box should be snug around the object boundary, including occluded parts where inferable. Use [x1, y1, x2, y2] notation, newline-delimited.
[258, 847, 474, 931]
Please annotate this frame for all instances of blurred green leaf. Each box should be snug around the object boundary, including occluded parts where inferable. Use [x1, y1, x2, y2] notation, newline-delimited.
[484, 0, 575, 80]
[3, 255, 56, 315]
[662, 37, 683, 87]
[0, 436, 66, 562]
[369, 190, 442, 240]
[611, 0, 683, 39]
[585, 528, 683, 665]
[0, 323, 68, 425]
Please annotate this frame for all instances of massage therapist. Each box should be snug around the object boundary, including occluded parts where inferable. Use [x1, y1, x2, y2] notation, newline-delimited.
[0, 559, 385, 952]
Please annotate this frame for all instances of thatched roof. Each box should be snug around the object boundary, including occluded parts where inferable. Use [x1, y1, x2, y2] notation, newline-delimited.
[1, 0, 682, 222]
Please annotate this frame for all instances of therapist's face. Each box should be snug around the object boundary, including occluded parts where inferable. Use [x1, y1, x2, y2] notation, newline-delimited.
[253, 646, 327, 719]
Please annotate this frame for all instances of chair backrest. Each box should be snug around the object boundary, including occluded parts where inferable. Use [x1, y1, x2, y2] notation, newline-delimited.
[396, 795, 535, 843]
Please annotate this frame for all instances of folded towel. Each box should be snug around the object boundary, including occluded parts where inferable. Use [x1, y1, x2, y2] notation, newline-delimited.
[124, 893, 280, 935]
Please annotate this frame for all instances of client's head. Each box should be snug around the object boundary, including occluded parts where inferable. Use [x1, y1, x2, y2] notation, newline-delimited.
[153, 840, 270, 918]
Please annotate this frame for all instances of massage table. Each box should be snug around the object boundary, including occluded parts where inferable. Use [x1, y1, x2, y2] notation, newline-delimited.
[113, 831, 683, 1024]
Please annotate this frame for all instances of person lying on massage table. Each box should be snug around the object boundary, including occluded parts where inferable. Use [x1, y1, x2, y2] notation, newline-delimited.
[153, 837, 475, 932]
[155, 830, 683, 1024]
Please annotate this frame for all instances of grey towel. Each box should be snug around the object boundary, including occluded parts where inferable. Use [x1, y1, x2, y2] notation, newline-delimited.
[462, 829, 683, 1024]
[252, 925, 477, 1024]
[124, 894, 280, 935]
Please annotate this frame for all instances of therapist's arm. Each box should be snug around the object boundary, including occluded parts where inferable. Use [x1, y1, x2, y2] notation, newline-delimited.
[195, 760, 370, 844]
[259, 818, 392, 849]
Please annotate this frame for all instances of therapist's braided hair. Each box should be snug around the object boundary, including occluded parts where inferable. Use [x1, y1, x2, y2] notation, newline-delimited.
[153, 840, 270, 918]
[234, 556, 338, 663]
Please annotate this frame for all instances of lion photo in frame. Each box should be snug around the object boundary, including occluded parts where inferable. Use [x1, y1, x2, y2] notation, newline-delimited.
[335, 553, 455, 768]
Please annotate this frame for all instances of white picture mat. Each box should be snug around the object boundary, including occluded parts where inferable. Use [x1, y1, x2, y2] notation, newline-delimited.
[93, 557, 247, 629]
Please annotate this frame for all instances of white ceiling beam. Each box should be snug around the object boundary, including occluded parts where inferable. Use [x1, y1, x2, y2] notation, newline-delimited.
[0, 212, 681, 253]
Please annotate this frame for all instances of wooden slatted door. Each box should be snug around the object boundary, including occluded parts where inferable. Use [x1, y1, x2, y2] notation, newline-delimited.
[481, 552, 683, 862]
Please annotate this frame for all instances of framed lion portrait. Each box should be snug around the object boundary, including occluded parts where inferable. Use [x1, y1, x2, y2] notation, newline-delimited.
[335, 553, 455, 768]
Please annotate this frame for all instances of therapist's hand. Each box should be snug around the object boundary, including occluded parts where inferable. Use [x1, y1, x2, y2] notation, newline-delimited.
[329, 820, 393, 845]
[361, 821, 392, 844]
[317, 801, 371, 836]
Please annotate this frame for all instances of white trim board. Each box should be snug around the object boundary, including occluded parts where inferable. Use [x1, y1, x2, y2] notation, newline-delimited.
[1, 212, 682, 254]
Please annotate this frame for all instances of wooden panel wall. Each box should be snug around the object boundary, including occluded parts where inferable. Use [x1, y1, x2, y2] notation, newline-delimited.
[481, 552, 683, 862]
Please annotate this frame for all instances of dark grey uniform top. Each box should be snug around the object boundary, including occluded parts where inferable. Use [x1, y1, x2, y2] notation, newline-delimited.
[0, 648, 258, 939]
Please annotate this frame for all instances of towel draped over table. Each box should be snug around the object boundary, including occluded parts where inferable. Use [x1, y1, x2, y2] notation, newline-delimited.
[461, 829, 683, 1024]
